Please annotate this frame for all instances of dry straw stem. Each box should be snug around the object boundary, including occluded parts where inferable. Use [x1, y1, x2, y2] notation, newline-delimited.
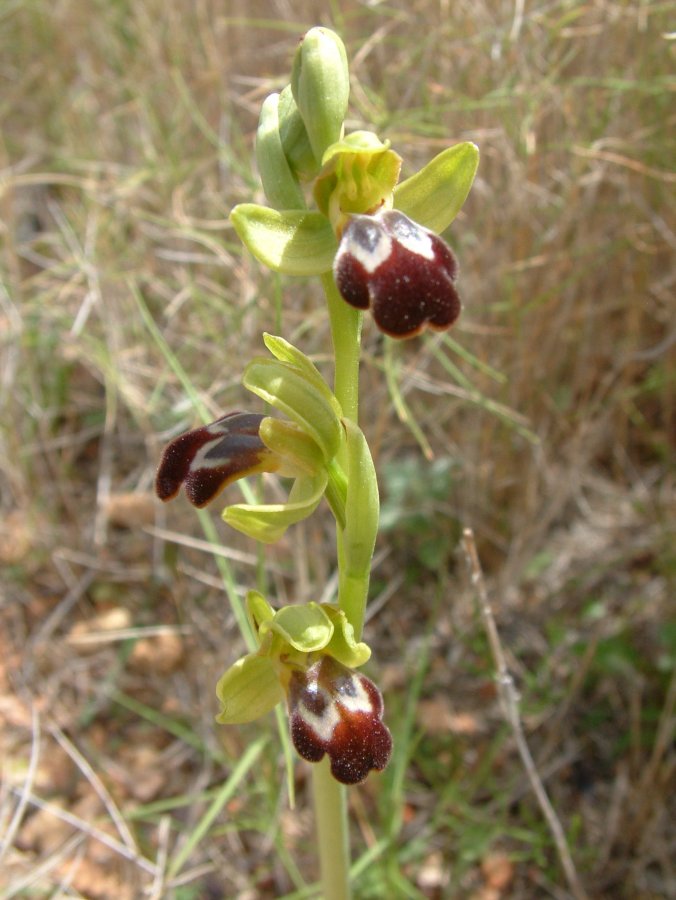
[462, 528, 588, 900]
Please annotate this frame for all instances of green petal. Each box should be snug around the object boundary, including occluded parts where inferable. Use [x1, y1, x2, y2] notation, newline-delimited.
[267, 602, 334, 652]
[259, 418, 324, 476]
[215, 654, 284, 724]
[320, 130, 391, 165]
[222, 471, 328, 543]
[393, 141, 479, 234]
[244, 358, 343, 462]
[230, 204, 337, 276]
[256, 93, 306, 210]
[323, 606, 371, 668]
[313, 132, 402, 229]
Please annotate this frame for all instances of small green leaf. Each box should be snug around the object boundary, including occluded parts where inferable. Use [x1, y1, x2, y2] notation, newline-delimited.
[230, 204, 337, 276]
[215, 654, 283, 724]
[394, 141, 479, 234]
[222, 471, 328, 543]
[267, 602, 334, 652]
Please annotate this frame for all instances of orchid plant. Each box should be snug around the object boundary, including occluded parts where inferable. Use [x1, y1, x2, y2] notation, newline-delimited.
[156, 27, 478, 898]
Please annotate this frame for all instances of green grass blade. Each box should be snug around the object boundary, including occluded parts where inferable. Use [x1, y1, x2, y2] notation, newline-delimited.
[167, 736, 267, 880]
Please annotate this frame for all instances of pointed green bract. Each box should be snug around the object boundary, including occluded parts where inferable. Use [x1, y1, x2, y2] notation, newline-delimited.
[230, 205, 337, 276]
[394, 141, 479, 234]
[215, 654, 284, 724]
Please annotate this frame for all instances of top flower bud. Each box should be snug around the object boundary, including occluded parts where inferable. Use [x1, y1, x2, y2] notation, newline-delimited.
[291, 27, 349, 165]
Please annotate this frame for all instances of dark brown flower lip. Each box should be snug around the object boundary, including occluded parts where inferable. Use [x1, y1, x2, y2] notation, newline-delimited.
[333, 208, 461, 339]
[155, 411, 278, 508]
[288, 655, 392, 785]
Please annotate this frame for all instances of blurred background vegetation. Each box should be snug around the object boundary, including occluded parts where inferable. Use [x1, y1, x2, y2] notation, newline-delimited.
[1, 1, 673, 897]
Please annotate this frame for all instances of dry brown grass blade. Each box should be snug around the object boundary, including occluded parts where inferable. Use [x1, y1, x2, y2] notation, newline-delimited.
[463, 528, 589, 900]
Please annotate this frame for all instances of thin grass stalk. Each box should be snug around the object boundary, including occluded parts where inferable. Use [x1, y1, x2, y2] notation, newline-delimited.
[462, 528, 588, 900]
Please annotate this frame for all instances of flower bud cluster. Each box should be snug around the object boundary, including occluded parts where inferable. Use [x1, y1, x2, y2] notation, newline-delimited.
[236, 27, 478, 339]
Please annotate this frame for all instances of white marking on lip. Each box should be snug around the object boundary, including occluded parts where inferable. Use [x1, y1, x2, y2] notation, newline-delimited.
[298, 687, 340, 743]
[190, 435, 231, 471]
[334, 678, 373, 715]
[394, 227, 435, 260]
[348, 232, 392, 273]
[386, 212, 436, 260]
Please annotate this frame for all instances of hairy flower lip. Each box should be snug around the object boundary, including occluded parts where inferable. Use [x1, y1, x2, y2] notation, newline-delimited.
[333, 208, 461, 339]
[155, 411, 280, 508]
[288, 655, 392, 785]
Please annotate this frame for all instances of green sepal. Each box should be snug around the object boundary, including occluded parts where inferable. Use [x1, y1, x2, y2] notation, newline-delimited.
[265, 602, 334, 653]
[278, 85, 319, 181]
[262, 334, 343, 419]
[222, 471, 328, 543]
[215, 653, 284, 724]
[259, 418, 324, 477]
[230, 204, 336, 276]
[244, 357, 342, 462]
[393, 141, 479, 234]
[342, 418, 379, 579]
[256, 93, 306, 210]
[291, 27, 349, 163]
[323, 605, 371, 668]
[246, 590, 275, 635]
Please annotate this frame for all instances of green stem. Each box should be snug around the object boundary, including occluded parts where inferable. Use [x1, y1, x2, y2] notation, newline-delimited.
[311, 757, 351, 900]
[322, 272, 362, 423]
[310, 272, 364, 900]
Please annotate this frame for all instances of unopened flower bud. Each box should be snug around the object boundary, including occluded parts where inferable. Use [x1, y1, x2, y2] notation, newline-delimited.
[277, 86, 319, 181]
[291, 27, 349, 164]
[256, 93, 306, 210]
